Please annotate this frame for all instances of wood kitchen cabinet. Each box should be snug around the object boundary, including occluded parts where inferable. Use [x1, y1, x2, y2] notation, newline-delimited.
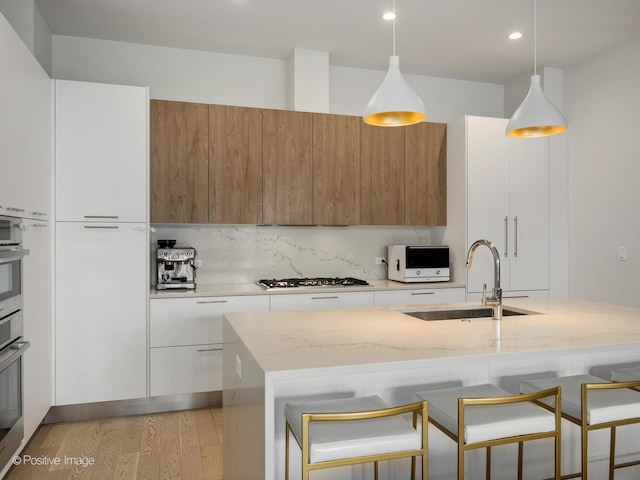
[448, 115, 549, 297]
[150, 100, 209, 223]
[405, 122, 447, 226]
[312, 113, 361, 225]
[263, 109, 313, 225]
[360, 124, 406, 225]
[209, 104, 264, 224]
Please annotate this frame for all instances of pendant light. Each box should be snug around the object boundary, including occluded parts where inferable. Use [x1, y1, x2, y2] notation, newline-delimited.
[363, 0, 425, 127]
[506, 0, 567, 137]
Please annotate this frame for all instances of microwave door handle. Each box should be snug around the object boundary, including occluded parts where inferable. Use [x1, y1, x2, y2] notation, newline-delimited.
[0, 341, 31, 371]
[0, 248, 30, 260]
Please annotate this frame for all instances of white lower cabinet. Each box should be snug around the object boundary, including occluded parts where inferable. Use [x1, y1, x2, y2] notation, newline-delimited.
[374, 287, 465, 306]
[149, 295, 269, 396]
[269, 291, 375, 311]
[55, 222, 148, 405]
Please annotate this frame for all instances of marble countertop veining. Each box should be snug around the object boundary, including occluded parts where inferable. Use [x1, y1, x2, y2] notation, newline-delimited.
[223, 298, 640, 374]
[148, 279, 465, 298]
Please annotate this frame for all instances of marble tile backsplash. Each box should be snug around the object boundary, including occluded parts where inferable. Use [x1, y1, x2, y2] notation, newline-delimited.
[151, 224, 443, 285]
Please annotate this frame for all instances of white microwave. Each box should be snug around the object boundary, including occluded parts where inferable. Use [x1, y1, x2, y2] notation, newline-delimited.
[387, 245, 450, 283]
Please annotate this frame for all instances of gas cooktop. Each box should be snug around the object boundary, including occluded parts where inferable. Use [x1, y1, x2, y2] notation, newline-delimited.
[258, 277, 371, 289]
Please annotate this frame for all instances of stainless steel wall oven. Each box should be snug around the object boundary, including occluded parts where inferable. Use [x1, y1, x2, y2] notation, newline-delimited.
[0, 216, 30, 469]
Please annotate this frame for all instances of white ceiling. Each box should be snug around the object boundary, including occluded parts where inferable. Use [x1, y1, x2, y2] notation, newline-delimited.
[35, 0, 640, 84]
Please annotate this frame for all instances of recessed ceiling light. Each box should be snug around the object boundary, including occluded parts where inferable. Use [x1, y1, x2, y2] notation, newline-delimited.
[508, 32, 523, 40]
[382, 11, 397, 21]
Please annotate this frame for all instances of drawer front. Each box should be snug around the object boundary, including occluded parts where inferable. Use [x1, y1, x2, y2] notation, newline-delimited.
[150, 295, 269, 347]
[374, 287, 465, 307]
[150, 344, 223, 396]
[269, 291, 375, 311]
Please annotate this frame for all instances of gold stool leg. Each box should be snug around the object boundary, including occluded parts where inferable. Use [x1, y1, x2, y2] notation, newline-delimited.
[486, 446, 491, 480]
[374, 460, 379, 480]
[285, 422, 290, 480]
[582, 425, 589, 480]
[609, 426, 617, 480]
[458, 443, 464, 480]
[517, 441, 524, 480]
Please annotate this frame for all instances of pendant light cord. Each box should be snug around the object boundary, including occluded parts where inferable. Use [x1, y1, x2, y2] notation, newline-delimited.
[392, 0, 397, 56]
[533, 0, 537, 75]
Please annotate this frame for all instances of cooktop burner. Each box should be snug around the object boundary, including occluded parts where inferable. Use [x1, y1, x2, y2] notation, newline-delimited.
[258, 277, 371, 289]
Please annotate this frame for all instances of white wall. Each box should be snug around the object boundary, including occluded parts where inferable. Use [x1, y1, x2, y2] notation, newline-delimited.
[565, 37, 640, 307]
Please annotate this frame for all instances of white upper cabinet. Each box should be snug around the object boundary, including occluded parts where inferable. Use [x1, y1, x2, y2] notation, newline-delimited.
[55, 80, 148, 222]
[0, 14, 25, 215]
[452, 116, 550, 296]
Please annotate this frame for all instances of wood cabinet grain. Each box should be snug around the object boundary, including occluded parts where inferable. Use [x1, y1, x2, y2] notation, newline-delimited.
[150, 100, 209, 223]
[312, 114, 361, 225]
[209, 105, 263, 224]
[405, 122, 447, 226]
[360, 124, 406, 225]
[263, 109, 313, 225]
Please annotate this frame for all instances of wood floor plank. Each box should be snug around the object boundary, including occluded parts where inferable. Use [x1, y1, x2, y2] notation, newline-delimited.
[193, 409, 217, 447]
[178, 411, 205, 480]
[135, 414, 162, 480]
[210, 409, 223, 449]
[112, 452, 139, 480]
[201, 445, 224, 480]
[40, 422, 73, 448]
[120, 415, 144, 455]
[48, 421, 91, 471]
[159, 412, 181, 480]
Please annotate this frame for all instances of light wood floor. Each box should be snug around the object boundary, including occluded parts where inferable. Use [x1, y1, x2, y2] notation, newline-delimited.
[5, 408, 223, 480]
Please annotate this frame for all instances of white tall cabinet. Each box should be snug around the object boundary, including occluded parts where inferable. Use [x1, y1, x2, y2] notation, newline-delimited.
[447, 115, 550, 299]
[54, 80, 149, 405]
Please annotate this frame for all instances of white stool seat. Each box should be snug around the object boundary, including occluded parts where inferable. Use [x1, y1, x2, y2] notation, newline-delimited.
[284, 395, 422, 464]
[520, 374, 640, 425]
[414, 383, 556, 444]
[611, 366, 640, 382]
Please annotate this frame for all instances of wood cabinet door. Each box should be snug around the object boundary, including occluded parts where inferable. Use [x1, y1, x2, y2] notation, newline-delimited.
[263, 109, 313, 225]
[360, 124, 405, 225]
[209, 105, 263, 224]
[312, 114, 361, 225]
[405, 122, 447, 226]
[150, 100, 209, 223]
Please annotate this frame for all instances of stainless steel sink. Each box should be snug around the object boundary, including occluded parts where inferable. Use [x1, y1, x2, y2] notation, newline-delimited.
[403, 307, 537, 321]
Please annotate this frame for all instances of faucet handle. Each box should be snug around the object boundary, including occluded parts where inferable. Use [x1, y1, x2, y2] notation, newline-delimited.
[482, 283, 487, 306]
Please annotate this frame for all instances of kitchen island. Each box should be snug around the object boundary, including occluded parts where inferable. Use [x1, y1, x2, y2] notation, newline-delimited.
[222, 298, 640, 480]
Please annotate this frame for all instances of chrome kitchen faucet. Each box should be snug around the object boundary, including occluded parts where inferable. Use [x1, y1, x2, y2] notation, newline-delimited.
[466, 239, 503, 320]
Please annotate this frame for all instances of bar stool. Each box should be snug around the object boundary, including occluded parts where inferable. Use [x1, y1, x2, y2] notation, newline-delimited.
[284, 395, 428, 480]
[414, 383, 561, 480]
[520, 374, 640, 480]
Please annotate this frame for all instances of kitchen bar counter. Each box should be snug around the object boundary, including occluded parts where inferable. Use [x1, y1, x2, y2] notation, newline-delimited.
[223, 298, 640, 480]
[148, 279, 465, 298]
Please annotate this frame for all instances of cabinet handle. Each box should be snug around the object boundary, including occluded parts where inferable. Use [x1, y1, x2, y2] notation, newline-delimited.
[410, 292, 435, 296]
[31, 211, 47, 216]
[32, 223, 48, 228]
[311, 296, 339, 300]
[84, 215, 119, 219]
[83, 225, 119, 229]
[504, 216, 509, 257]
[197, 347, 223, 353]
[6, 207, 25, 212]
[513, 216, 518, 257]
[503, 295, 529, 299]
[197, 300, 228, 304]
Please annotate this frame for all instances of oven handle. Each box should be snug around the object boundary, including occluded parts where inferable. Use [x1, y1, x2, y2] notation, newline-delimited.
[0, 248, 30, 261]
[0, 341, 30, 371]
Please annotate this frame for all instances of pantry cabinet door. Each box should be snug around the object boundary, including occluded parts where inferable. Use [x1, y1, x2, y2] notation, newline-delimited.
[209, 104, 263, 224]
[263, 109, 313, 225]
[55, 80, 148, 222]
[55, 222, 147, 405]
[150, 100, 209, 223]
[312, 113, 361, 225]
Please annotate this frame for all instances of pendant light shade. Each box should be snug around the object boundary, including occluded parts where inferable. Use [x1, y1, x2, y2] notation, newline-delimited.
[506, 0, 567, 137]
[506, 75, 567, 137]
[363, 2, 425, 127]
[364, 56, 425, 126]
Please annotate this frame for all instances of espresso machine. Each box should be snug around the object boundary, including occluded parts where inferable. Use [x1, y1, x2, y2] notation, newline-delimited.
[155, 240, 197, 290]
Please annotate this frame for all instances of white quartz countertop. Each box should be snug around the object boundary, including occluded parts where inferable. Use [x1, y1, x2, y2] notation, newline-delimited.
[224, 298, 640, 374]
[149, 279, 465, 298]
